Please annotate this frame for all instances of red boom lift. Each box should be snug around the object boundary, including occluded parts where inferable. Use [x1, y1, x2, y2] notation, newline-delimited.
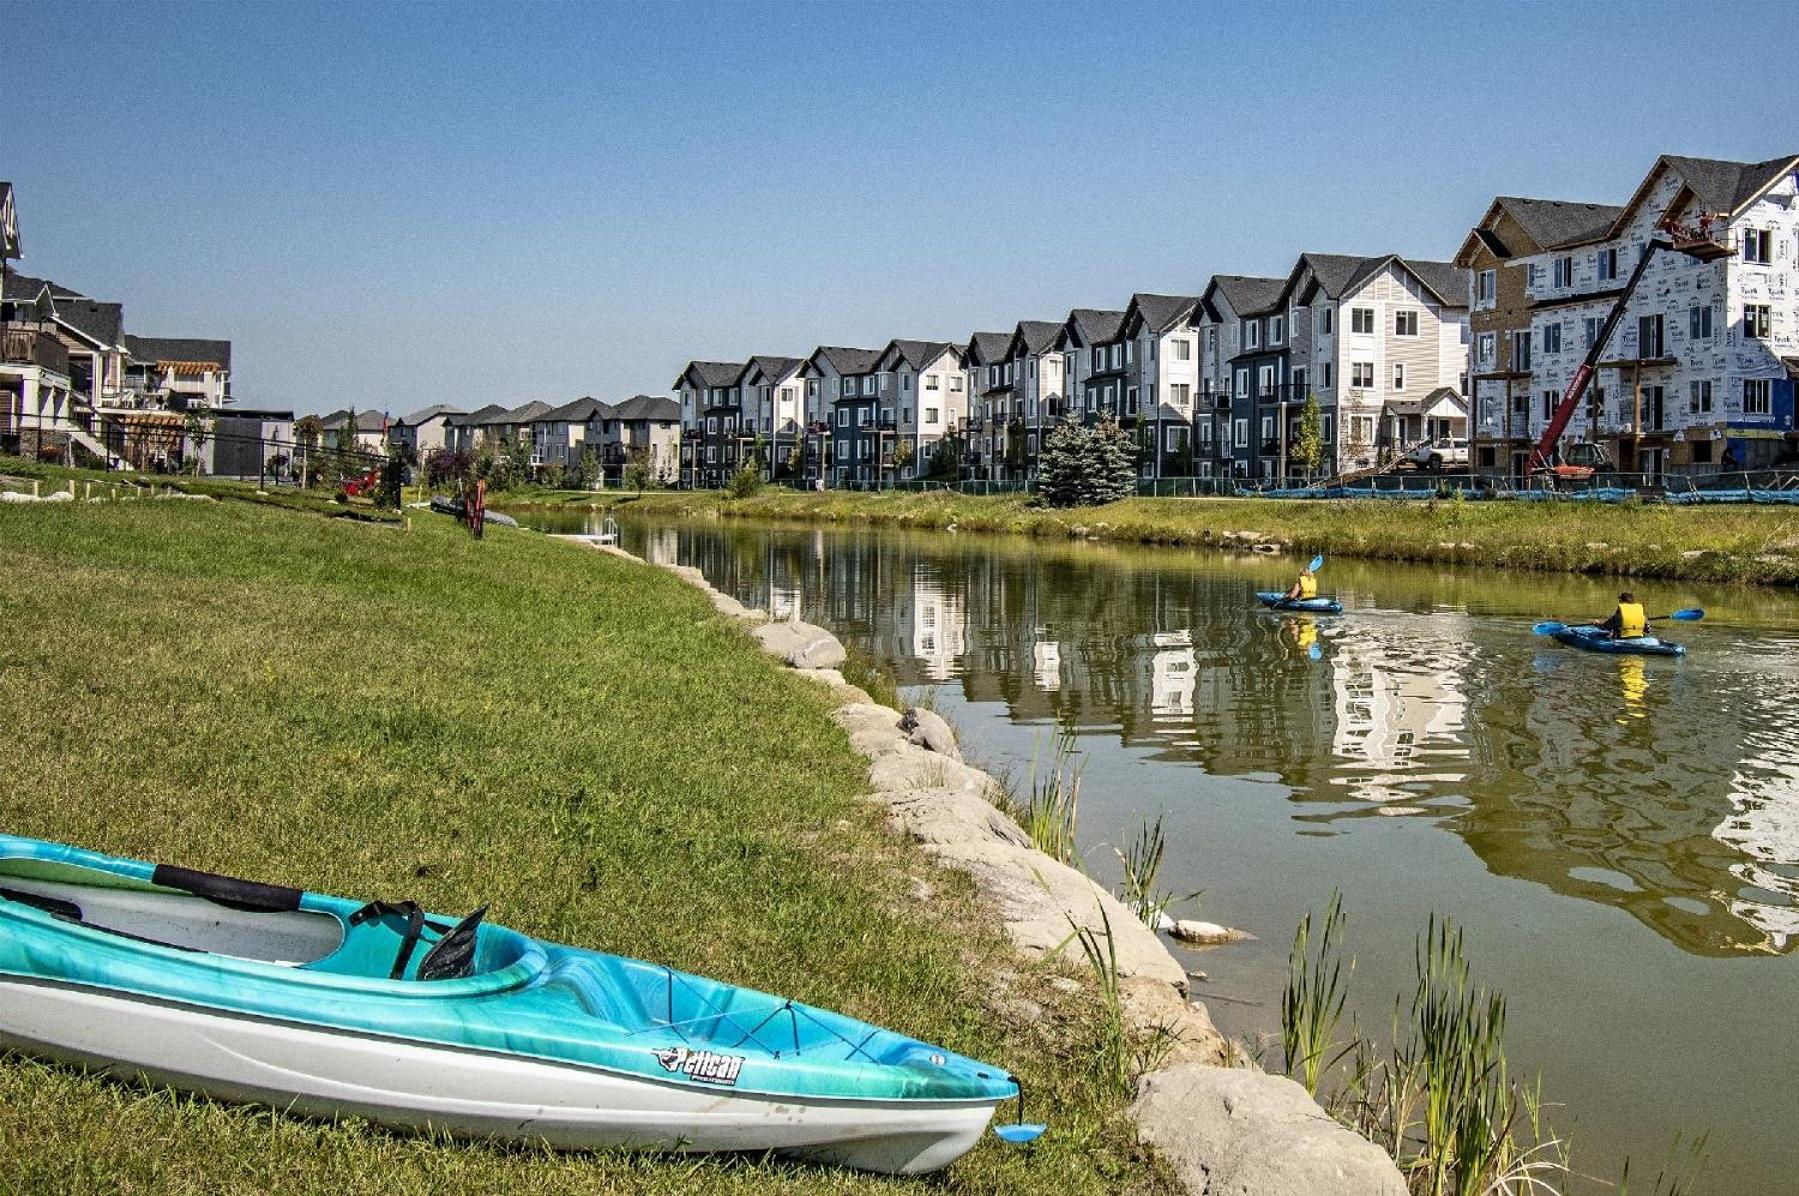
[1526, 214, 1734, 483]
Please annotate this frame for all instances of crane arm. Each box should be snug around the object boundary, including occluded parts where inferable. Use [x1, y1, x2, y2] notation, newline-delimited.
[1527, 238, 1671, 473]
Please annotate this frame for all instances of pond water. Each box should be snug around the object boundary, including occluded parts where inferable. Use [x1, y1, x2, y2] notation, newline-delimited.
[527, 510, 1799, 1194]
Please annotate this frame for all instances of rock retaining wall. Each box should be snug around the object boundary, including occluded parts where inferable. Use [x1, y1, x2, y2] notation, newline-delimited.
[551, 533, 1405, 1196]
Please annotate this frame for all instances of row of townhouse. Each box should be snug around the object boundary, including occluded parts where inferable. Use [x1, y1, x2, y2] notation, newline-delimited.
[1, 182, 253, 471]
[1456, 152, 1799, 475]
[383, 395, 684, 480]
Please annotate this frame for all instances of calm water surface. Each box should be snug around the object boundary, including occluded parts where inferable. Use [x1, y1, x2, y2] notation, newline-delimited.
[531, 511, 1799, 1194]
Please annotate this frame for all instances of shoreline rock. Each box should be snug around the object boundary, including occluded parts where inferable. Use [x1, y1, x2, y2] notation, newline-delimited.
[553, 533, 1404, 1195]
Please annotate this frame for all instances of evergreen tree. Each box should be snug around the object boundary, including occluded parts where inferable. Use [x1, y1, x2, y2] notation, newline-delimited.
[1037, 416, 1091, 507]
[1295, 393, 1325, 478]
[1090, 414, 1138, 504]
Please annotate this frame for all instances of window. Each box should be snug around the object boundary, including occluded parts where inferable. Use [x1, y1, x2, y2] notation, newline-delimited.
[1027, 358, 1036, 378]
[1395, 310, 1419, 337]
[808, 378, 818, 397]
[1110, 344, 1123, 370]
[1245, 320, 1260, 349]
[1542, 322, 1563, 354]
[1478, 332, 1496, 364]
[1744, 229, 1773, 264]
[1319, 306, 1334, 334]
[1689, 380, 1713, 414]
[924, 407, 939, 425]
[1477, 270, 1495, 304]
[924, 374, 939, 391]
[1511, 392, 1528, 416]
[1597, 248, 1618, 281]
[1165, 427, 1181, 450]
[1322, 413, 1334, 443]
[1260, 415, 1274, 442]
[1270, 315, 1285, 344]
[841, 377, 854, 396]
[1689, 305, 1713, 340]
[1090, 347, 1104, 371]
[1692, 439, 1714, 465]
[1511, 329, 1532, 369]
[1637, 314, 1665, 358]
[706, 446, 717, 463]
[1745, 304, 1772, 339]
[1124, 341, 1135, 365]
[706, 416, 718, 433]
[1321, 362, 1333, 388]
[900, 406, 911, 424]
[1234, 418, 1249, 447]
[1126, 386, 1139, 413]
[1392, 363, 1406, 390]
[1583, 317, 1602, 350]
[1199, 420, 1213, 444]
[1553, 257, 1573, 288]
[1234, 368, 1249, 399]
[1745, 379, 1772, 416]
[863, 376, 876, 395]
[1171, 383, 1190, 406]
[902, 373, 912, 392]
[950, 375, 962, 391]
[1541, 390, 1557, 420]
[1351, 361, 1374, 388]
[836, 409, 848, 427]
[1351, 307, 1374, 334]
[1172, 338, 1192, 361]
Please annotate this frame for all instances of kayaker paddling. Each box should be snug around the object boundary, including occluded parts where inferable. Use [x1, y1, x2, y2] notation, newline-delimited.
[1283, 568, 1319, 602]
[1594, 592, 1648, 640]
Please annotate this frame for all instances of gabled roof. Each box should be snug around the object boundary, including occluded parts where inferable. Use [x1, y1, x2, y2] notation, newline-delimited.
[1285, 254, 1468, 309]
[877, 339, 960, 372]
[54, 298, 124, 348]
[1385, 387, 1466, 418]
[1008, 319, 1064, 357]
[1122, 293, 1201, 337]
[126, 334, 230, 369]
[1203, 275, 1286, 318]
[612, 394, 681, 422]
[742, 355, 803, 386]
[1453, 197, 1625, 267]
[802, 345, 883, 377]
[1658, 154, 1799, 217]
[444, 404, 507, 427]
[320, 410, 387, 433]
[1, 271, 84, 302]
[395, 403, 461, 426]
[495, 400, 551, 424]
[964, 331, 1012, 366]
[536, 396, 609, 424]
[673, 360, 744, 390]
[1063, 308, 1127, 347]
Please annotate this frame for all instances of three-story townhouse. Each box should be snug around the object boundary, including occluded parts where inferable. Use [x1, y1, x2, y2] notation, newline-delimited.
[1453, 198, 1622, 476]
[529, 396, 607, 476]
[1195, 276, 1286, 479]
[737, 355, 805, 479]
[871, 340, 967, 481]
[1286, 255, 1469, 474]
[1121, 293, 1202, 479]
[798, 346, 883, 486]
[1004, 320, 1066, 479]
[1060, 308, 1129, 422]
[602, 395, 683, 484]
[1514, 153, 1799, 476]
[962, 331, 1012, 481]
[672, 360, 745, 488]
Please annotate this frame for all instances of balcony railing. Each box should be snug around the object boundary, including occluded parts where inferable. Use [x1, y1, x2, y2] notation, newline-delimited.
[1, 325, 71, 376]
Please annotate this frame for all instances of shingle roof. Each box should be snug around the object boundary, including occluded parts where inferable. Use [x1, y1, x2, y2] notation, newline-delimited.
[1406, 260, 1471, 308]
[882, 339, 958, 371]
[1493, 198, 1625, 251]
[1661, 154, 1799, 216]
[1209, 276, 1285, 317]
[1127, 293, 1201, 335]
[319, 410, 386, 432]
[807, 346, 883, 376]
[1, 272, 85, 302]
[1066, 309, 1127, 345]
[536, 396, 609, 423]
[612, 394, 681, 421]
[964, 331, 1012, 365]
[744, 355, 803, 385]
[1385, 387, 1466, 418]
[126, 334, 229, 368]
[395, 403, 461, 426]
[444, 403, 507, 427]
[493, 400, 552, 424]
[1288, 254, 1468, 309]
[676, 360, 744, 389]
[55, 298, 124, 347]
[1012, 320, 1063, 355]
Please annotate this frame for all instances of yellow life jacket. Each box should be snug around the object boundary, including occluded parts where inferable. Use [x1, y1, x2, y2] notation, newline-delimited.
[1298, 574, 1318, 599]
[1617, 602, 1647, 638]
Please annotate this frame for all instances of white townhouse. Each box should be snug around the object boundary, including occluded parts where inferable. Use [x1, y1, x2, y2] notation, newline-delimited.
[388, 404, 461, 458]
[1121, 293, 1202, 478]
[872, 339, 967, 480]
[1282, 254, 1470, 474]
[1004, 320, 1067, 476]
[738, 355, 805, 476]
[1511, 152, 1799, 474]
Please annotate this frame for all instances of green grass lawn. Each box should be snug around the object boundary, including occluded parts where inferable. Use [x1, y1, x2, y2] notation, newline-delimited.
[523, 488, 1799, 586]
[0, 500, 1165, 1194]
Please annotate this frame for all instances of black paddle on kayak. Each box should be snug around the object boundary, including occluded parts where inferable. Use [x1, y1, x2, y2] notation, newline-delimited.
[1532, 608, 1705, 636]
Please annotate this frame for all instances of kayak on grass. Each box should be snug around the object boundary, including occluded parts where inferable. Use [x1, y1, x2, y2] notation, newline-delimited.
[0, 834, 1022, 1175]
[1255, 591, 1344, 615]
[1550, 625, 1686, 657]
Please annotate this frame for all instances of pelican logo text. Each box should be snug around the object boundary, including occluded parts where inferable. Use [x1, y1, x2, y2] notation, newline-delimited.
[653, 1047, 745, 1087]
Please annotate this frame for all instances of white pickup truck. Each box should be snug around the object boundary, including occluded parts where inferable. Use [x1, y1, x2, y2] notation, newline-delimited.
[1405, 437, 1469, 470]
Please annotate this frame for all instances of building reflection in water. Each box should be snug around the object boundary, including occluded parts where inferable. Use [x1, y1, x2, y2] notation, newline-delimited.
[631, 520, 1799, 958]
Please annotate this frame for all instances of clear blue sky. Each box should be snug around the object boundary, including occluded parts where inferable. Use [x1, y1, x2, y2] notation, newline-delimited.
[7, 1, 1797, 417]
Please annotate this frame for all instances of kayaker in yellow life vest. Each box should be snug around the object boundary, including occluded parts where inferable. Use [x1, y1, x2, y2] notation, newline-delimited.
[1596, 592, 1648, 639]
[1284, 570, 1319, 602]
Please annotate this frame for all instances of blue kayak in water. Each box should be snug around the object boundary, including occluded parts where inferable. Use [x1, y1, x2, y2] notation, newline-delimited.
[1255, 591, 1343, 614]
[0, 834, 1021, 1173]
[1551, 625, 1686, 657]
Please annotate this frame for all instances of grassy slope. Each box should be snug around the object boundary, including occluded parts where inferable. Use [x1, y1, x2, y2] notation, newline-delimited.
[0, 501, 1164, 1195]
[505, 488, 1799, 586]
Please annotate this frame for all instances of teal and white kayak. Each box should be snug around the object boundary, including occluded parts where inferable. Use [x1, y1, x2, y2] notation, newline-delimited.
[0, 835, 1021, 1174]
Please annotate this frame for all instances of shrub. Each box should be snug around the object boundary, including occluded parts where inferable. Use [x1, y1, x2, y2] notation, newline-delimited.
[424, 450, 471, 489]
[726, 460, 764, 498]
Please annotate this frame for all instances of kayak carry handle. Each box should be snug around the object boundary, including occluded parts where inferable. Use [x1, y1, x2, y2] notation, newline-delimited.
[993, 1075, 1046, 1144]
